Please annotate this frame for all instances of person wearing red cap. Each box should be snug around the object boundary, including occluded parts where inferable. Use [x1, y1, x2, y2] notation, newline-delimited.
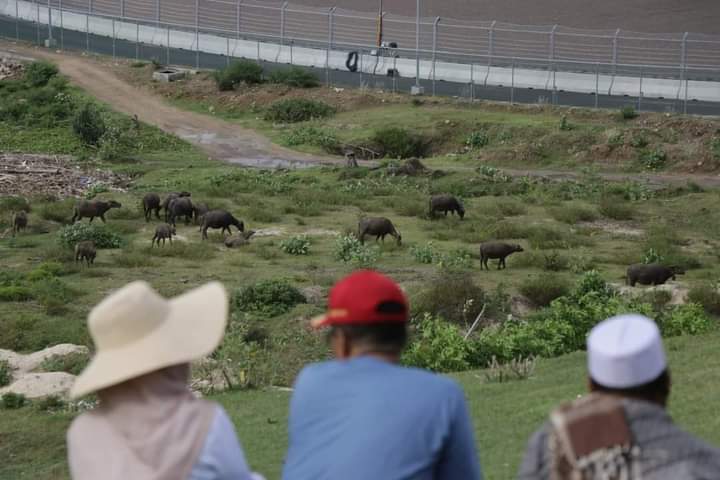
[282, 270, 483, 480]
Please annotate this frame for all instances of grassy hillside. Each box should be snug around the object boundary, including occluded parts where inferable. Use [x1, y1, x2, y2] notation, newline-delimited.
[3, 331, 720, 480]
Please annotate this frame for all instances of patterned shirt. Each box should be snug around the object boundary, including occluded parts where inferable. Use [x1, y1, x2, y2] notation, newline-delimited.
[518, 398, 720, 480]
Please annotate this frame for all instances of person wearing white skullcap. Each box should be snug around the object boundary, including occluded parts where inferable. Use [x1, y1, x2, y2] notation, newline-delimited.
[517, 314, 720, 480]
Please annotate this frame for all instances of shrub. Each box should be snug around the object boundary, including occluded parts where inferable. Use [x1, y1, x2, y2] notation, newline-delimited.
[466, 131, 489, 149]
[630, 135, 648, 148]
[641, 148, 667, 171]
[519, 273, 571, 307]
[598, 198, 635, 220]
[283, 125, 339, 152]
[373, 127, 427, 159]
[659, 303, 713, 337]
[30, 277, 80, 315]
[1, 392, 26, 409]
[437, 249, 474, 272]
[24, 61, 59, 87]
[334, 235, 378, 268]
[264, 98, 335, 123]
[26, 262, 66, 282]
[642, 247, 664, 264]
[0, 196, 31, 213]
[412, 272, 486, 325]
[40, 352, 89, 375]
[267, 67, 319, 88]
[35, 395, 65, 412]
[403, 313, 470, 372]
[98, 123, 136, 161]
[559, 115, 573, 131]
[0, 286, 33, 302]
[37, 199, 74, 223]
[620, 105, 638, 120]
[688, 283, 720, 316]
[58, 223, 123, 249]
[213, 60, 263, 90]
[280, 235, 311, 255]
[233, 280, 306, 317]
[711, 137, 720, 160]
[410, 241, 438, 264]
[548, 204, 597, 224]
[72, 103, 106, 145]
[484, 356, 537, 383]
[0, 360, 11, 387]
[542, 251, 569, 271]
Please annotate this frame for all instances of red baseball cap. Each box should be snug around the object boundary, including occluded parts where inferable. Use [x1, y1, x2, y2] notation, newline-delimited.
[310, 270, 408, 328]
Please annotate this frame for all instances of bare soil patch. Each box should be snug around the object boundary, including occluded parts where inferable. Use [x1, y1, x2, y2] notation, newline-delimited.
[0, 154, 130, 197]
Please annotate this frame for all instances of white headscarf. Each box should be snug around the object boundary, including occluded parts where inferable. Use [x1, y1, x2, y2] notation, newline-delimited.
[67, 364, 216, 480]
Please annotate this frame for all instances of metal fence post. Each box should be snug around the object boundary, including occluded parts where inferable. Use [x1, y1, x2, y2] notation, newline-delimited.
[510, 58, 515, 104]
[156, 0, 160, 25]
[432, 17, 440, 95]
[414, 0, 420, 89]
[226, 37, 230, 65]
[36, 2, 40, 45]
[236, 0, 242, 38]
[60, 0, 64, 50]
[47, 0, 53, 45]
[280, 1, 288, 46]
[550, 24, 557, 92]
[120, 0, 125, 19]
[684, 76, 689, 114]
[86, 0, 90, 52]
[326, 7, 335, 86]
[470, 63, 474, 100]
[136, 23, 139, 59]
[679, 32, 688, 101]
[638, 66, 643, 111]
[15, 0, 19, 41]
[166, 27, 170, 64]
[112, 19, 116, 59]
[594, 62, 599, 108]
[488, 20, 495, 68]
[195, 0, 200, 68]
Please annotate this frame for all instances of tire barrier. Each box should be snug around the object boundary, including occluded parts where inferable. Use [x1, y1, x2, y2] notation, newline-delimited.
[346, 51, 359, 72]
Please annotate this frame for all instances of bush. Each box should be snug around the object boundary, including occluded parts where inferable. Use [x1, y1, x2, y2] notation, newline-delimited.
[484, 356, 537, 383]
[98, 123, 136, 161]
[72, 103, 106, 145]
[1, 392, 26, 409]
[26, 262, 66, 282]
[412, 272, 486, 325]
[283, 125, 339, 152]
[213, 60, 263, 90]
[437, 249, 474, 272]
[0, 360, 11, 387]
[0, 286, 33, 302]
[0, 196, 31, 214]
[267, 67, 320, 88]
[280, 235, 311, 255]
[641, 148, 667, 171]
[403, 313, 470, 372]
[549, 204, 597, 224]
[334, 235, 379, 268]
[40, 352, 89, 375]
[35, 395, 65, 412]
[466, 131, 489, 149]
[559, 115, 573, 131]
[233, 280, 306, 317]
[630, 135, 648, 148]
[620, 105, 638, 120]
[373, 127, 427, 159]
[519, 274, 571, 307]
[598, 198, 635, 220]
[688, 283, 720, 316]
[58, 223, 123, 249]
[264, 98, 334, 123]
[659, 303, 713, 337]
[24, 61, 59, 87]
[410, 241, 438, 264]
[30, 277, 80, 315]
[542, 251, 569, 271]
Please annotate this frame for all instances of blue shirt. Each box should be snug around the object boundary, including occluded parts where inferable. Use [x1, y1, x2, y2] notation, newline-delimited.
[282, 356, 482, 480]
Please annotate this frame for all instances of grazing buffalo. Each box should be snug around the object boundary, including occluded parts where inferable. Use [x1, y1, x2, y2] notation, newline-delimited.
[167, 197, 194, 226]
[358, 217, 402, 245]
[142, 193, 161, 222]
[480, 241, 524, 270]
[152, 224, 176, 247]
[429, 194, 465, 219]
[627, 264, 685, 287]
[162, 192, 191, 221]
[72, 200, 122, 223]
[201, 210, 245, 240]
[75, 241, 97, 266]
[193, 202, 210, 225]
[11, 211, 27, 236]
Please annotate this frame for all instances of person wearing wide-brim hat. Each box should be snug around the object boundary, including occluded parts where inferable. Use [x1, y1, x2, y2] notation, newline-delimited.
[517, 314, 720, 480]
[67, 281, 264, 480]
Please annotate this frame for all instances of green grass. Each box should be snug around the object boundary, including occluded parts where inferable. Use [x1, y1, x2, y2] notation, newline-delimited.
[3, 331, 719, 480]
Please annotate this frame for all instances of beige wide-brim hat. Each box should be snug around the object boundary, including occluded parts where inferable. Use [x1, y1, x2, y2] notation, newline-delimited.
[71, 281, 228, 399]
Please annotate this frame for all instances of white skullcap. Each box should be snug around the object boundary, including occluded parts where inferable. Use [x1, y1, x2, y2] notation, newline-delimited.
[587, 314, 667, 389]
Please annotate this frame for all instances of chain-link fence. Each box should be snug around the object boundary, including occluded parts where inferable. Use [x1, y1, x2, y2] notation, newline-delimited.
[2, 0, 720, 114]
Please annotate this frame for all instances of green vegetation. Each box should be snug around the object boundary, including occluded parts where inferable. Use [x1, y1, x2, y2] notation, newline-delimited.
[519, 273, 571, 306]
[372, 127, 427, 159]
[620, 105, 638, 120]
[279, 235, 311, 255]
[264, 98, 335, 123]
[0, 360, 11, 387]
[72, 103, 106, 145]
[39, 352, 90, 376]
[213, 60, 264, 90]
[267, 67, 320, 88]
[1, 392, 26, 409]
[57, 223, 123, 249]
[233, 280, 306, 318]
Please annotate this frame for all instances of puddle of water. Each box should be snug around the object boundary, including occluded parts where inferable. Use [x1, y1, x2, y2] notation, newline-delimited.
[226, 157, 318, 169]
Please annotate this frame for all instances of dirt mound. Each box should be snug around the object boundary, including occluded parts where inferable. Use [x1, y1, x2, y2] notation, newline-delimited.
[0, 57, 24, 80]
[0, 154, 131, 197]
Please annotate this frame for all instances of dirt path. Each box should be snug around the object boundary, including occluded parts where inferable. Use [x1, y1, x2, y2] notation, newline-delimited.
[4, 43, 720, 188]
[2, 44, 337, 169]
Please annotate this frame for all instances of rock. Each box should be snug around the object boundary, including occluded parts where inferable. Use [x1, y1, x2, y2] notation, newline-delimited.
[0, 344, 89, 374]
[0, 372, 76, 399]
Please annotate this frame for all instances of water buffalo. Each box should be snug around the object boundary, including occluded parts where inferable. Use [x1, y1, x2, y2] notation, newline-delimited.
[167, 197, 194, 227]
[152, 224, 176, 247]
[142, 193, 161, 222]
[71, 200, 122, 223]
[480, 241, 524, 270]
[358, 217, 402, 245]
[627, 264, 685, 287]
[224, 230, 256, 248]
[429, 194, 465, 219]
[193, 202, 210, 225]
[11, 211, 27, 236]
[162, 192, 191, 221]
[75, 241, 96, 266]
[201, 210, 245, 240]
